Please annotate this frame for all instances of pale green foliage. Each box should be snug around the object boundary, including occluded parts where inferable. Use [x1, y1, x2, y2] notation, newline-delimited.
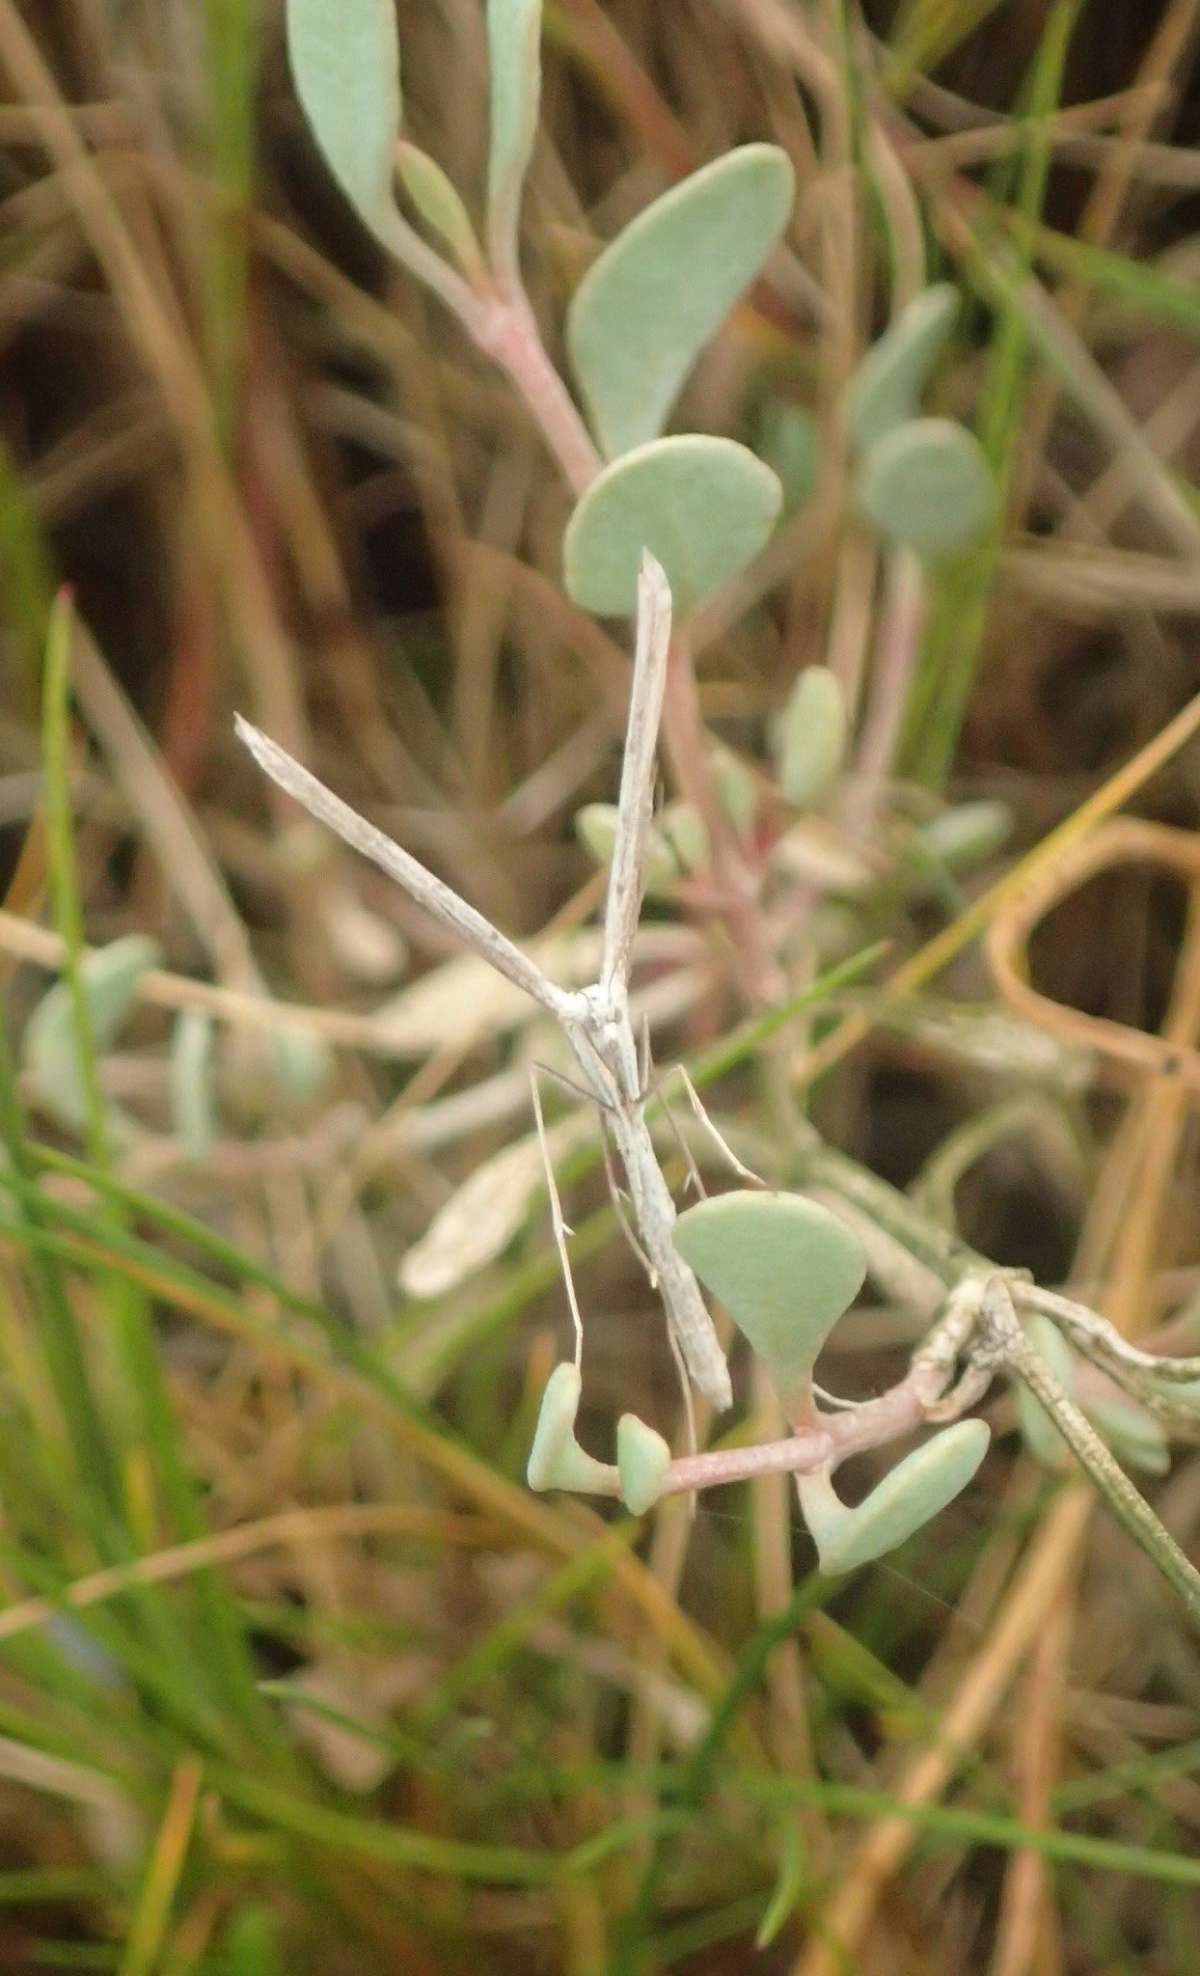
[576, 799, 709, 891]
[270, 1028, 334, 1105]
[616, 1413, 671, 1513]
[673, 1190, 866, 1405]
[397, 142, 484, 278]
[911, 799, 1013, 873]
[855, 416, 994, 559]
[286, 0, 403, 250]
[526, 1363, 616, 1493]
[757, 402, 819, 515]
[657, 802, 709, 875]
[800, 1420, 991, 1575]
[486, 0, 542, 275]
[774, 667, 847, 808]
[24, 935, 160, 1134]
[1084, 1392, 1171, 1478]
[709, 748, 759, 838]
[170, 1009, 217, 1160]
[563, 435, 782, 615]
[1018, 1317, 1172, 1477]
[848, 284, 960, 452]
[576, 802, 679, 894]
[567, 146, 795, 458]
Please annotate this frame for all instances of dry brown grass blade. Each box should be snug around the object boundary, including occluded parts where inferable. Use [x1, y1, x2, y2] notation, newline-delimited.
[792, 679, 1200, 1092]
[986, 816, 1200, 1974]
[996, 0, 1200, 542]
[792, 1488, 1095, 1976]
[989, 1578, 1077, 1976]
[0, 0, 311, 765]
[0, 1503, 507, 1650]
[986, 818, 1200, 1093]
[0, 1218, 756, 1756]
[799, 773, 1200, 1974]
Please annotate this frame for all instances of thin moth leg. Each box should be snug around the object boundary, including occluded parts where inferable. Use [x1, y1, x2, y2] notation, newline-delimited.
[530, 1067, 586, 1370]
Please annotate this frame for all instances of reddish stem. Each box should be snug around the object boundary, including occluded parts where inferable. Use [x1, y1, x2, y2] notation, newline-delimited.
[474, 289, 602, 497]
[469, 284, 779, 1002]
[662, 1364, 932, 1499]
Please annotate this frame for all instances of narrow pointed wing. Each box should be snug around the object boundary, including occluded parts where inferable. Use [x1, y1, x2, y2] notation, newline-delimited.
[601, 553, 672, 995]
[235, 716, 571, 1023]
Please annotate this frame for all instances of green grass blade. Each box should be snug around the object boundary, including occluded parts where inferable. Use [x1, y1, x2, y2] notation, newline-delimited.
[0, 1009, 117, 1514]
[902, 0, 1084, 786]
[40, 597, 285, 1754]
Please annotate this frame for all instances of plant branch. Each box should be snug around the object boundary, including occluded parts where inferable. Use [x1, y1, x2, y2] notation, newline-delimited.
[474, 288, 602, 496]
[978, 1278, 1200, 1628]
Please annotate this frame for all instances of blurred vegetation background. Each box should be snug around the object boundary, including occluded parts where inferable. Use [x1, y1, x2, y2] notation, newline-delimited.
[2, 1, 1200, 1971]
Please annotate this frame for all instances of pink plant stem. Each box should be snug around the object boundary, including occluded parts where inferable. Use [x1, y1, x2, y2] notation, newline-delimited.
[473, 280, 780, 999]
[661, 1366, 931, 1498]
[847, 546, 927, 838]
[474, 289, 602, 497]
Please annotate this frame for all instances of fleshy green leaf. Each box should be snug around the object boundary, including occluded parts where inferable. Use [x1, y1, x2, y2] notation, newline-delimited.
[911, 799, 1013, 873]
[24, 935, 160, 1134]
[526, 1364, 618, 1495]
[576, 803, 681, 895]
[563, 435, 782, 616]
[774, 667, 847, 808]
[271, 1028, 334, 1106]
[170, 1009, 217, 1160]
[854, 417, 994, 560]
[757, 402, 819, 515]
[567, 145, 795, 458]
[486, 0, 542, 275]
[657, 803, 709, 875]
[397, 142, 485, 280]
[709, 749, 759, 838]
[575, 802, 620, 867]
[1084, 1392, 1171, 1478]
[801, 1420, 991, 1575]
[616, 1413, 671, 1514]
[286, 0, 403, 249]
[847, 284, 960, 453]
[673, 1190, 866, 1402]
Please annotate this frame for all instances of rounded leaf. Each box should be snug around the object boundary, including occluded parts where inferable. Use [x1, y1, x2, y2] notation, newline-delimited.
[526, 1364, 618, 1495]
[568, 145, 795, 458]
[397, 143, 484, 279]
[170, 1009, 217, 1161]
[1084, 1392, 1171, 1478]
[709, 749, 759, 838]
[617, 1413, 672, 1514]
[848, 284, 960, 453]
[287, 0, 402, 245]
[807, 1420, 991, 1575]
[563, 435, 782, 617]
[774, 668, 847, 809]
[575, 802, 619, 868]
[672, 1191, 866, 1400]
[577, 803, 680, 894]
[912, 800, 1013, 874]
[271, 1028, 334, 1105]
[757, 402, 819, 515]
[855, 417, 993, 560]
[486, 0, 542, 272]
[24, 935, 160, 1133]
[658, 803, 709, 875]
